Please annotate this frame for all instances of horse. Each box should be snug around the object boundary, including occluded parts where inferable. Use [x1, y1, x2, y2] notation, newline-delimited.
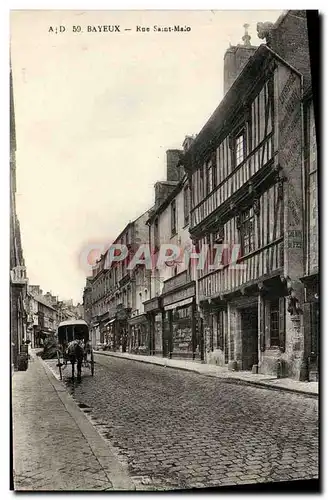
[66, 339, 85, 379]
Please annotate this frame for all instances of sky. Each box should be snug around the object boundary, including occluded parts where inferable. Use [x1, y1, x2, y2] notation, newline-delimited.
[10, 9, 283, 303]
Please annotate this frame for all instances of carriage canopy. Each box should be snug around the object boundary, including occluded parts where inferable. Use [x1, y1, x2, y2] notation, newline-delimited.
[57, 320, 89, 345]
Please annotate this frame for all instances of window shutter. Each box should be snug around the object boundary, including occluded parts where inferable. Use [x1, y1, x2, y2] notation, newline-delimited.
[279, 296, 286, 352]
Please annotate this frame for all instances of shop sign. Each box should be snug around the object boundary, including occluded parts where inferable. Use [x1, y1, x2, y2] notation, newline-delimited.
[117, 309, 127, 320]
[162, 284, 195, 307]
[129, 314, 147, 326]
[162, 271, 190, 295]
[144, 297, 161, 313]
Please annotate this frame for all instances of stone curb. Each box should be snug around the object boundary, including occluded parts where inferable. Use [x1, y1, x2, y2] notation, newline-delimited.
[95, 351, 318, 398]
[203, 374, 319, 398]
[39, 355, 136, 491]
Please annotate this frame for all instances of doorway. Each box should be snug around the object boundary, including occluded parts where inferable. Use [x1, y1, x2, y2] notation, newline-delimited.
[163, 310, 173, 358]
[241, 306, 258, 371]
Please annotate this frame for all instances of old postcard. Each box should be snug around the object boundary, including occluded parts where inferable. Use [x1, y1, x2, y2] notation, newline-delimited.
[10, 9, 319, 492]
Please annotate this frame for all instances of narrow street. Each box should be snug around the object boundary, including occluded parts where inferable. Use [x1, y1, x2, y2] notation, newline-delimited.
[48, 354, 319, 490]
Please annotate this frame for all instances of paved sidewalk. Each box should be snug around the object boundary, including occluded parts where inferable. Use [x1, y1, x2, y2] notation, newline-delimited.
[12, 350, 135, 491]
[95, 351, 318, 397]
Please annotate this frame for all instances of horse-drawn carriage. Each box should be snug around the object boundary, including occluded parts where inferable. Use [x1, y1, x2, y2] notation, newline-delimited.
[56, 320, 94, 380]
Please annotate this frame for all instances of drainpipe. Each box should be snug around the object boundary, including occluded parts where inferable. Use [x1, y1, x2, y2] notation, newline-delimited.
[299, 71, 310, 382]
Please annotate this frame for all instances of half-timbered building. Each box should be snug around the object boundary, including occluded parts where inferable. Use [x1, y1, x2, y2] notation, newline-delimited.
[182, 31, 309, 379]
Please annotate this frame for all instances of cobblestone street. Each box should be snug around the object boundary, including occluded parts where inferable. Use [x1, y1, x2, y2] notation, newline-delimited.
[12, 353, 134, 491]
[54, 354, 319, 491]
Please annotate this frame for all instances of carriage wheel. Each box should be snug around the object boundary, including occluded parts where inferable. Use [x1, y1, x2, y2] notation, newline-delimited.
[56, 350, 63, 380]
[90, 349, 94, 376]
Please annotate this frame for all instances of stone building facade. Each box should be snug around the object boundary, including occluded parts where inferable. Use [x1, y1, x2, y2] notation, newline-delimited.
[83, 277, 93, 327]
[10, 67, 28, 370]
[32, 295, 57, 347]
[89, 211, 150, 350]
[144, 148, 199, 359]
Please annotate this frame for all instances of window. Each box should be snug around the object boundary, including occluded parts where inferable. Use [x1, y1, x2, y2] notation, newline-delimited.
[199, 167, 204, 199]
[206, 157, 217, 195]
[206, 233, 215, 271]
[171, 200, 177, 235]
[206, 162, 213, 195]
[270, 299, 280, 347]
[240, 207, 255, 255]
[154, 217, 160, 248]
[183, 185, 190, 226]
[235, 131, 246, 167]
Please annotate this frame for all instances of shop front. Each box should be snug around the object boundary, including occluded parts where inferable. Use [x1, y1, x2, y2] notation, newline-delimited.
[104, 317, 116, 349]
[128, 314, 149, 354]
[90, 321, 100, 346]
[144, 296, 162, 356]
[33, 325, 42, 348]
[38, 327, 56, 348]
[115, 306, 131, 352]
[99, 312, 111, 344]
[161, 275, 196, 360]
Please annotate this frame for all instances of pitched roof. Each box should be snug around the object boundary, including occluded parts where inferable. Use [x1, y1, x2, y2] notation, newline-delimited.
[34, 294, 57, 311]
[183, 44, 302, 168]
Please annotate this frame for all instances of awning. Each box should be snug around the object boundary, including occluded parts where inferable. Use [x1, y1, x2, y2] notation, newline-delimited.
[104, 318, 116, 327]
[164, 297, 193, 311]
[128, 314, 147, 326]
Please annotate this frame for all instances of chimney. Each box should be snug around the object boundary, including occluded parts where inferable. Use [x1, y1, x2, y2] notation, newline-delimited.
[154, 181, 178, 209]
[166, 149, 183, 182]
[223, 24, 257, 95]
[155, 182, 168, 208]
